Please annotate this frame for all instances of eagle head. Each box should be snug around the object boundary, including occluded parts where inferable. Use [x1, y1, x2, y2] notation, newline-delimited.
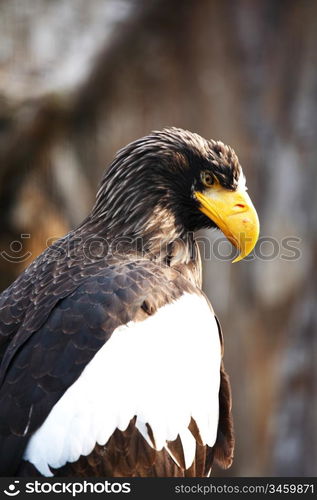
[91, 127, 259, 262]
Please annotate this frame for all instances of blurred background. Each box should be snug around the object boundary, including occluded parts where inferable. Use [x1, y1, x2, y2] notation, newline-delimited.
[0, 0, 316, 477]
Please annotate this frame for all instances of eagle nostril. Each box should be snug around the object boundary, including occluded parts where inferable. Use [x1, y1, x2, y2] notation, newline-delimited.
[235, 203, 245, 209]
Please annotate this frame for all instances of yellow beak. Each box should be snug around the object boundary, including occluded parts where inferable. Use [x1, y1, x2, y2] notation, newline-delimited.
[195, 185, 259, 263]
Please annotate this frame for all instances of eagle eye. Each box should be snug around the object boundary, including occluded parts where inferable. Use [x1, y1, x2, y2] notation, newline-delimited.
[201, 171, 215, 187]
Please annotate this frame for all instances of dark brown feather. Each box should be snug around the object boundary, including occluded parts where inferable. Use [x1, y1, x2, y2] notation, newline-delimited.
[213, 363, 235, 469]
[166, 435, 186, 470]
[0, 258, 198, 476]
[1, 128, 238, 477]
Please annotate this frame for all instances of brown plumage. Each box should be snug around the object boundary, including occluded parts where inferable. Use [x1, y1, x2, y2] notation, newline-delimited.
[0, 128, 238, 477]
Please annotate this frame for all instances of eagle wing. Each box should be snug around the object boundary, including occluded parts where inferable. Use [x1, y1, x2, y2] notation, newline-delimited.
[0, 260, 233, 477]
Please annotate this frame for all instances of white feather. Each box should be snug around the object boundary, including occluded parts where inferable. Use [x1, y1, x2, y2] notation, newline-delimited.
[237, 172, 247, 191]
[23, 292, 221, 476]
[179, 427, 197, 470]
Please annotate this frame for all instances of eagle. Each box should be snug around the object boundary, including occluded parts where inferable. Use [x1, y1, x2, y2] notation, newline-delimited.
[0, 127, 259, 477]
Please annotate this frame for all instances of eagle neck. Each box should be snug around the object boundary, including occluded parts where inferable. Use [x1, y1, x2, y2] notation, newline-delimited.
[75, 213, 201, 288]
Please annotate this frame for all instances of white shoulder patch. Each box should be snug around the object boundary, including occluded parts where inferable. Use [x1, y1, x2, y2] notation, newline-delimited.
[23, 293, 221, 476]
